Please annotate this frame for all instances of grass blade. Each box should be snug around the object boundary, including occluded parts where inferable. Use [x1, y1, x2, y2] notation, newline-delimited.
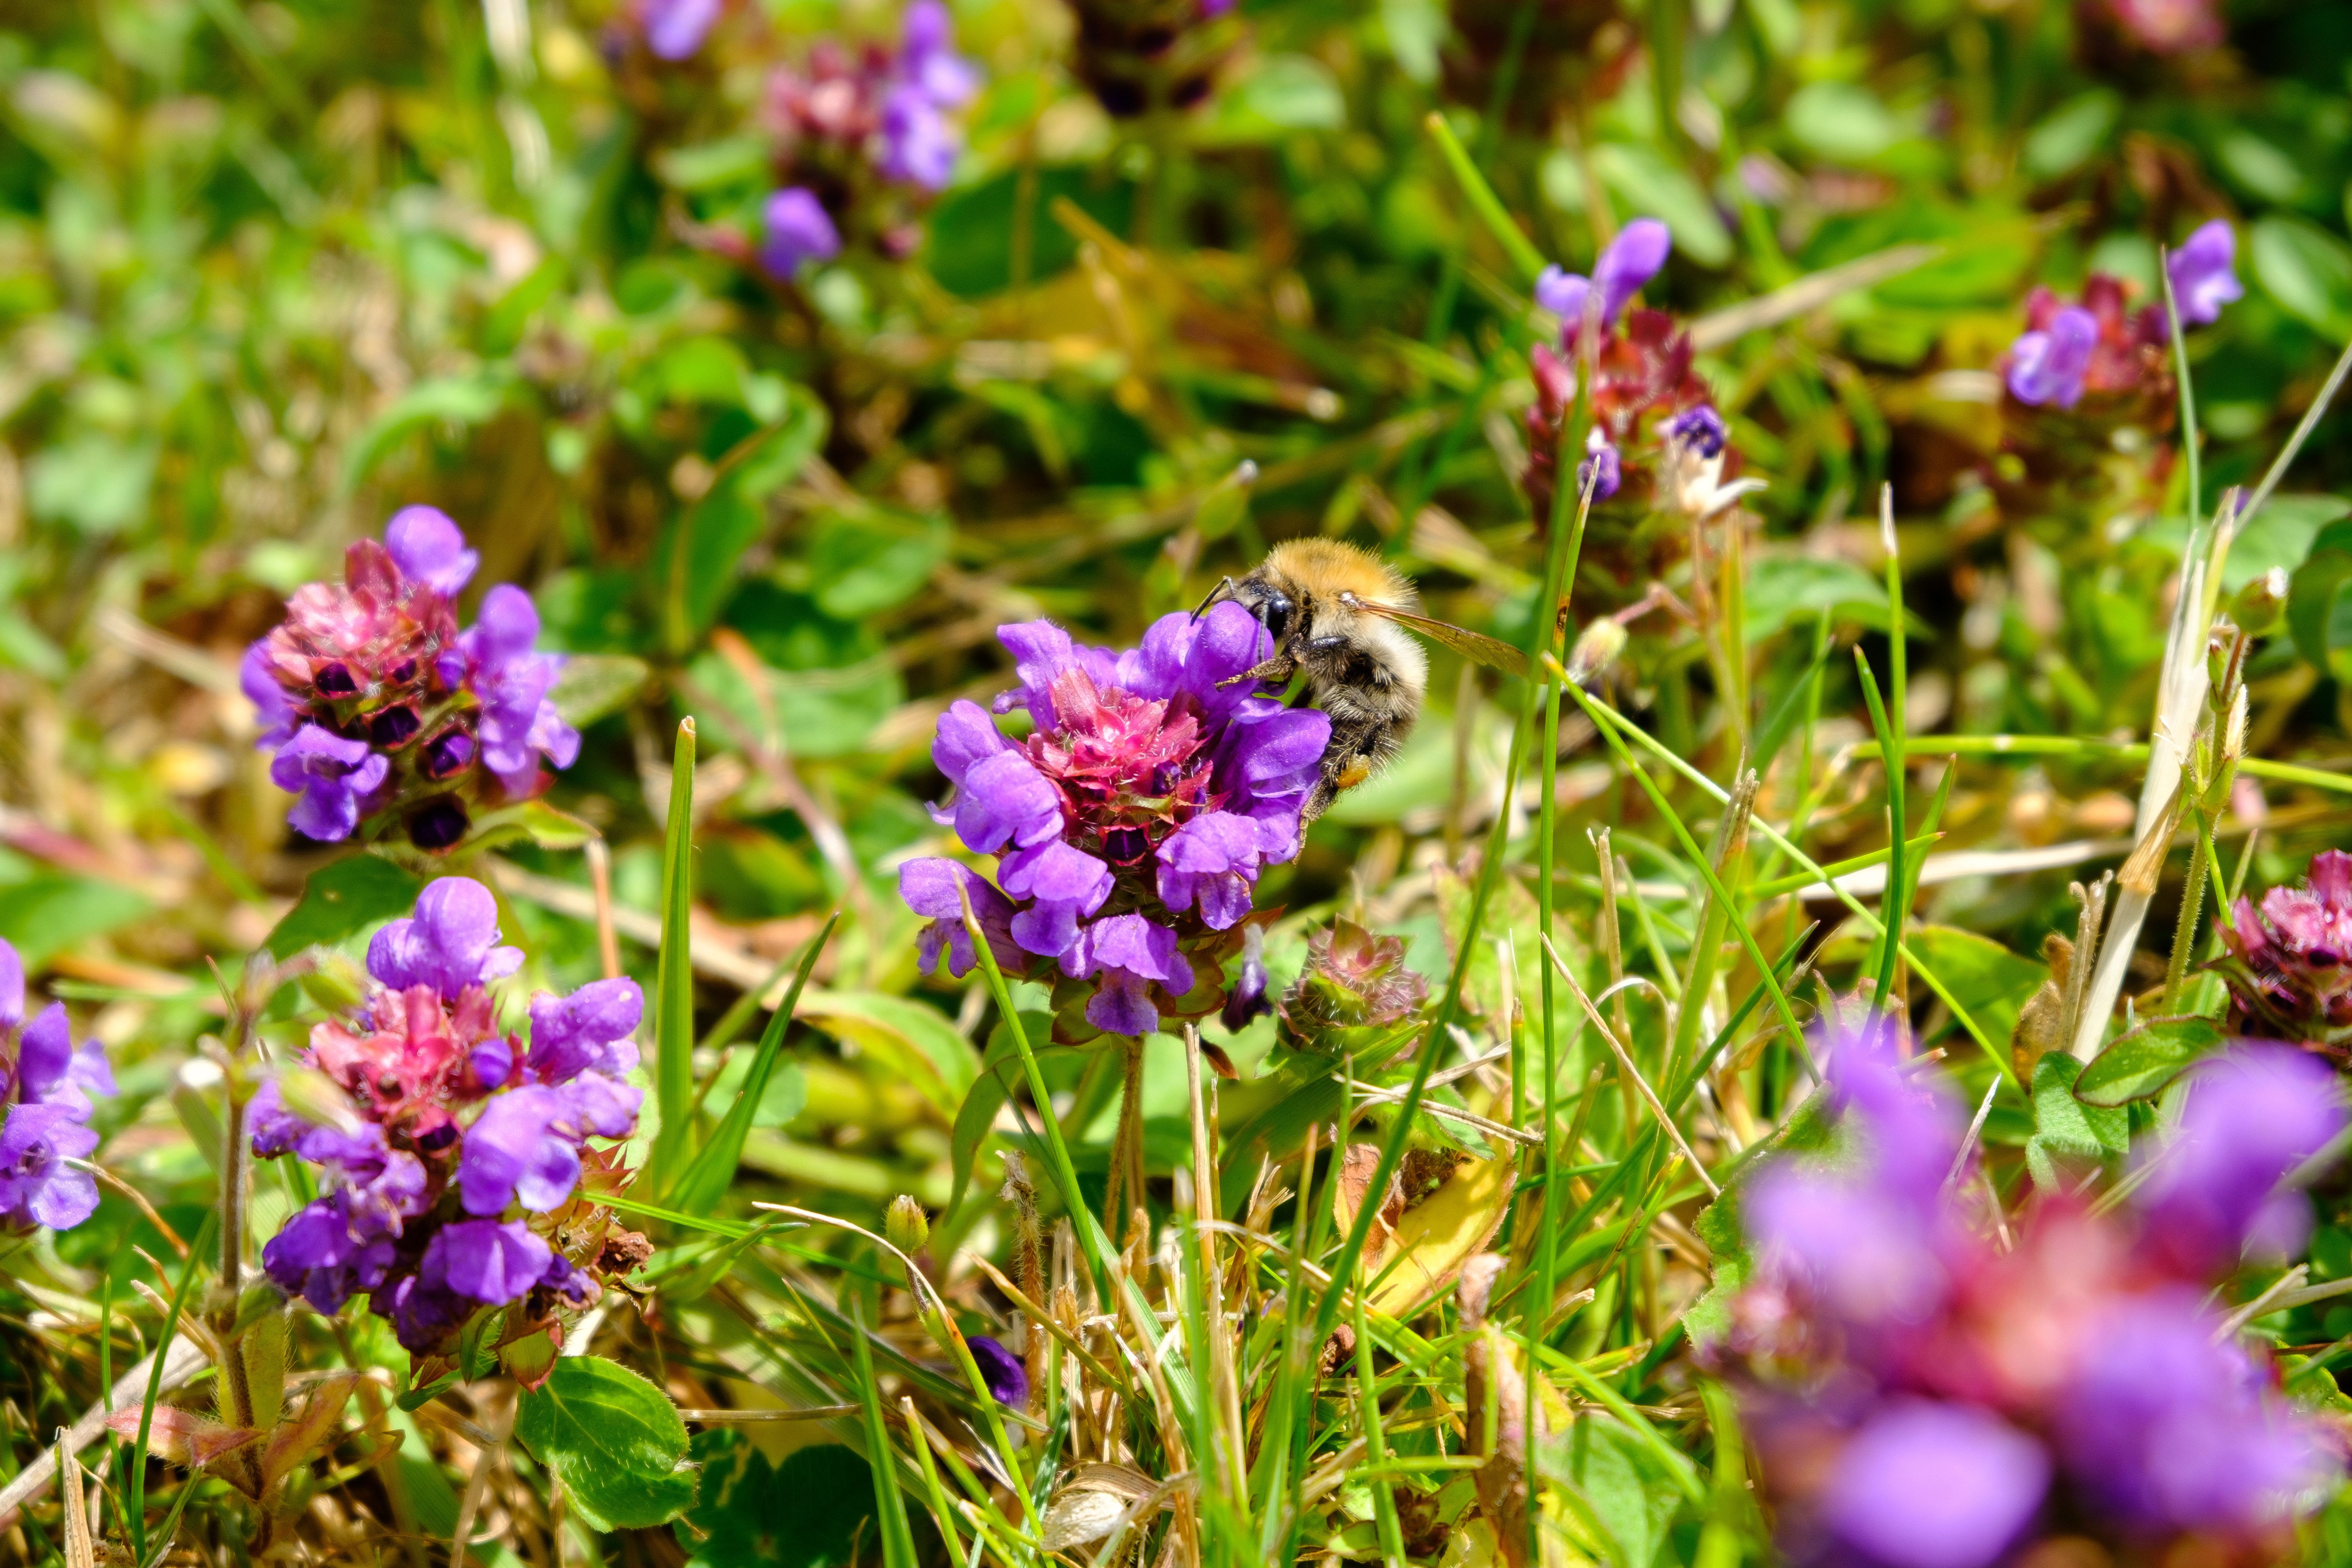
[848, 1302, 920, 1568]
[651, 716, 698, 1187]
[667, 912, 840, 1212]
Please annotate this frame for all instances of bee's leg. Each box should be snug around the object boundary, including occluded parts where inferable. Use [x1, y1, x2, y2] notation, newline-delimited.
[1217, 648, 1297, 689]
[1301, 718, 1383, 823]
[1190, 576, 1238, 622]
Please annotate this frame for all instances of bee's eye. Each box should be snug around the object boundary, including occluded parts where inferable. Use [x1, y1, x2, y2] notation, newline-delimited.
[1261, 591, 1293, 641]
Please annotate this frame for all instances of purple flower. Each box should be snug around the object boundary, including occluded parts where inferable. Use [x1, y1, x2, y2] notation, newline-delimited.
[367, 877, 524, 999]
[262, 1193, 400, 1314]
[421, 1217, 555, 1306]
[759, 188, 842, 279]
[14, 1001, 114, 1117]
[1538, 219, 1672, 341]
[1576, 429, 1622, 502]
[525, 978, 644, 1083]
[242, 643, 298, 749]
[1156, 811, 1269, 930]
[2132, 1043, 2344, 1271]
[967, 1334, 1028, 1406]
[447, 585, 578, 799]
[1221, 924, 1271, 1034]
[2056, 1289, 2326, 1532]
[905, 605, 1325, 1038]
[271, 725, 391, 842]
[899, 0, 979, 108]
[899, 859, 1025, 979]
[384, 506, 479, 597]
[2219, 849, 2352, 1040]
[1075, 913, 1192, 1038]
[2006, 305, 2098, 408]
[879, 84, 960, 191]
[1823, 1400, 2050, 1568]
[642, 0, 721, 59]
[459, 1085, 586, 1215]
[1666, 404, 1728, 458]
[1747, 1168, 1949, 1327]
[0, 1103, 99, 1231]
[2166, 220, 2242, 327]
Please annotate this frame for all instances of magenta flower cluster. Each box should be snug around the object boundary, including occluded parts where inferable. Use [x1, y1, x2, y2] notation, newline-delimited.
[2006, 220, 2240, 409]
[2218, 848, 2352, 1049]
[254, 878, 643, 1354]
[0, 941, 114, 1232]
[1718, 1013, 2341, 1566]
[242, 508, 578, 851]
[755, 1, 979, 278]
[898, 606, 1329, 1038]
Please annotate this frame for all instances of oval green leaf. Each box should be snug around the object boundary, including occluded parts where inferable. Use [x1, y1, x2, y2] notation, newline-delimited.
[513, 1356, 698, 1532]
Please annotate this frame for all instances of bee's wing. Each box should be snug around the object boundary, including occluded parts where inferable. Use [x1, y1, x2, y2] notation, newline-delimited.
[1341, 595, 1531, 678]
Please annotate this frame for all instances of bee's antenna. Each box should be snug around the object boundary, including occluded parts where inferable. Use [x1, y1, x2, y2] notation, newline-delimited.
[1191, 576, 1238, 622]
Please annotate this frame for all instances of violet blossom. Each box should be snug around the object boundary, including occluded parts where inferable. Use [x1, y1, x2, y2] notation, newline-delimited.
[1534, 219, 1671, 342]
[255, 878, 645, 1353]
[1714, 1009, 2342, 1564]
[0, 938, 114, 1233]
[641, 0, 721, 59]
[2167, 219, 2244, 326]
[244, 508, 579, 851]
[759, 187, 843, 280]
[967, 1334, 1029, 1406]
[2006, 304, 2098, 408]
[898, 605, 1328, 1039]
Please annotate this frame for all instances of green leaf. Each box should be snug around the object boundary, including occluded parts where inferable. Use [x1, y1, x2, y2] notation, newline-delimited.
[0, 872, 148, 969]
[675, 1431, 875, 1568]
[652, 720, 698, 1186]
[512, 1357, 697, 1532]
[1907, 925, 2047, 1068]
[264, 856, 422, 960]
[1200, 54, 1346, 146]
[736, 387, 829, 498]
[809, 508, 948, 620]
[2021, 90, 2119, 180]
[1542, 1414, 1683, 1568]
[550, 654, 650, 729]
[1743, 556, 1928, 644]
[1784, 81, 1903, 162]
[924, 165, 1136, 298]
[2025, 1052, 2127, 1192]
[340, 370, 519, 493]
[846, 1306, 920, 1568]
[2289, 519, 2352, 681]
[26, 433, 156, 535]
[2075, 1016, 2224, 1107]
[669, 915, 838, 1213]
[653, 136, 770, 192]
[664, 482, 767, 644]
[2252, 216, 2352, 339]
[1590, 144, 1734, 268]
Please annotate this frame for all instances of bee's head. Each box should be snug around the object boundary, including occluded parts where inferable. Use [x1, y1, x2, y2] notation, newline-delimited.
[1232, 573, 1295, 645]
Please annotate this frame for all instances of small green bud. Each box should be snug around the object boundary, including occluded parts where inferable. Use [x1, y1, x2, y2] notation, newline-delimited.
[2228, 567, 2289, 639]
[885, 1194, 930, 1256]
[297, 947, 369, 1016]
[1567, 618, 1629, 685]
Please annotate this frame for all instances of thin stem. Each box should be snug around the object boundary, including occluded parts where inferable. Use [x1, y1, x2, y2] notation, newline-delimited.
[2162, 811, 2213, 1015]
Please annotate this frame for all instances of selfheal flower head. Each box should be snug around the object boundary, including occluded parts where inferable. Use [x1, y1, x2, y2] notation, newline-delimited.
[1536, 218, 1672, 345]
[2218, 849, 2352, 1043]
[248, 511, 580, 849]
[1278, 919, 1428, 1040]
[759, 187, 842, 279]
[0, 938, 116, 1235]
[253, 887, 640, 1354]
[902, 605, 1329, 1038]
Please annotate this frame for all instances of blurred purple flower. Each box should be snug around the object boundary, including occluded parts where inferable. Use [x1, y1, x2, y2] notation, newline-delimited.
[1748, 1167, 1949, 1327]
[643, 0, 721, 59]
[525, 979, 644, 1084]
[1576, 429, 1622, 502]
[1666, 404, 1728, 458]
[759, 187, 842, 279]
[1538, 219, 1672, 343]
[2057, 1289, 2327, 1532]
[2006, 305, 2098, 408]
[384, 506, 479, 596]
[272, 726, 390, 842]
[1823, 1400, 2050, 1568]
[2132, 1043, 2344, 1271]
[967, 1334, 1028, 1406]
[0, 937, 117, 1233]
[898, 0, 979, 107]
[880, 84, 959, 190]
[2167, 220, 2243, 327]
